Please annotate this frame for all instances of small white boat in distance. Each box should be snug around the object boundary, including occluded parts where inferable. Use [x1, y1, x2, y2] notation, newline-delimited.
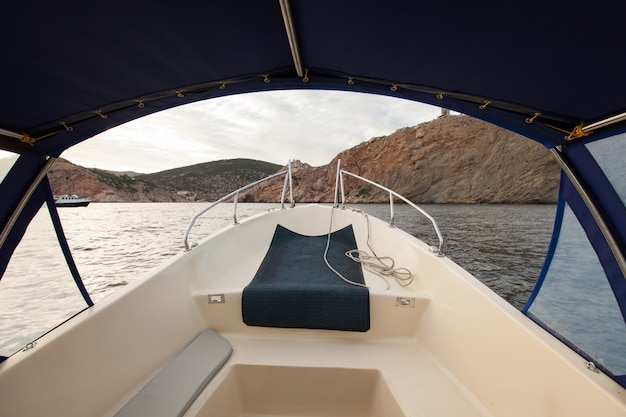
[54, 194, 91, 207]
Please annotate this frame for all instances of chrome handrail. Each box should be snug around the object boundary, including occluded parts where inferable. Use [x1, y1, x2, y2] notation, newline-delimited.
[335, 159, 445, 256]
[183, 161, 294, 250]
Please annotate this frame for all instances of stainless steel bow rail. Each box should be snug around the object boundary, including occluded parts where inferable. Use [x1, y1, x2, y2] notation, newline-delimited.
[333, 160, 445, 256]
[183, 162, 294, 250]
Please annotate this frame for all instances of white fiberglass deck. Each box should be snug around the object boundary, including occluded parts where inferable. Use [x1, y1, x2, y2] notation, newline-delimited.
[182, 204, 483, 416]
[182, 205, 625, 417]
[188, 332, 487, 417]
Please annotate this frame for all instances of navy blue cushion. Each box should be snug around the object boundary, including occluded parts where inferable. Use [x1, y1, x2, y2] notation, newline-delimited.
[243, 224, 369, 332]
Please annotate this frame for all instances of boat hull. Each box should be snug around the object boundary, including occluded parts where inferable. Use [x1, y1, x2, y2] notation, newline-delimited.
[54, 195, 91, 207]
[0, 204, 623, 416]
[55, 201, 90, 207]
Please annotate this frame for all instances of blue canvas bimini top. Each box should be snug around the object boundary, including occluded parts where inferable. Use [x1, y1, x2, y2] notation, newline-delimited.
[0, 0, 624, 388]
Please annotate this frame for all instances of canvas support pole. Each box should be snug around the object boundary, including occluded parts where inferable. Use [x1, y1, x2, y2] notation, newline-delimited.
[0, 157, 57, 249]
[0, 127, 22, 139]
[582, 110, 626, 133]
[551, 148, 626, 279]
[279, 0, 304, 77]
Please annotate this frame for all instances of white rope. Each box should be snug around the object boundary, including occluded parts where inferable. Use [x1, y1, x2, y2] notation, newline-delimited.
[323, 207, 414, 289]
[345, 249, 413, 287]
[323, 207, 368, 288]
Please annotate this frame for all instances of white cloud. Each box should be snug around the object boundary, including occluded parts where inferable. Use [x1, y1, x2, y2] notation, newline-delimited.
[61, 90, 441, 173]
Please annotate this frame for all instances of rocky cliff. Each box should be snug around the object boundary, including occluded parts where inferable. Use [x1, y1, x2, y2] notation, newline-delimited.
[241, 115, 559, 203]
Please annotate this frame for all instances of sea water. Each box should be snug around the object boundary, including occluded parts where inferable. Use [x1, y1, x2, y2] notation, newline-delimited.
[0, 202, 555, 355]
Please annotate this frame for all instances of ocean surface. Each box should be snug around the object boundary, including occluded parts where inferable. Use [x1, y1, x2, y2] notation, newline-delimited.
[0, 202, 556, 355]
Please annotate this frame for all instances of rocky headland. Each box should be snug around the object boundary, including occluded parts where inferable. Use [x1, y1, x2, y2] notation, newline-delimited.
[241, 115, 559, 204]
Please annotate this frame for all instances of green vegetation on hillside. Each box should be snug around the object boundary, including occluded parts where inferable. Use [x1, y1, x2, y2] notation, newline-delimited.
[133, 158, 282, 200]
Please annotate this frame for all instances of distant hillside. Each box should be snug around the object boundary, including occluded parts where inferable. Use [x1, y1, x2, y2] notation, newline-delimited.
[242, 115, 559, 204]
[48, 159, 186, 202]
[48, 158, 282, 202]
[136, 159, 282, 201]
[104, 169, 144, 178]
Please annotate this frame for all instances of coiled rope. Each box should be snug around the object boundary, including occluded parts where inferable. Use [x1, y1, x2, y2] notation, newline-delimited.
[345, 250, 413, 288]
[323, 207, 414, 289]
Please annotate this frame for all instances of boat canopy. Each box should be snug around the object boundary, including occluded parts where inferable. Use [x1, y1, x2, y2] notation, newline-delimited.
[0, 0, 625, 387]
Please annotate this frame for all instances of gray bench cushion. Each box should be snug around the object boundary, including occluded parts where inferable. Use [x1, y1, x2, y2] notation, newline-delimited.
[114, 329, 232, 417]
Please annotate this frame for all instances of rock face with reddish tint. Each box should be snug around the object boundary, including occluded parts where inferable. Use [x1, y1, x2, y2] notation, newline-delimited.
[241, 115, 559, 204]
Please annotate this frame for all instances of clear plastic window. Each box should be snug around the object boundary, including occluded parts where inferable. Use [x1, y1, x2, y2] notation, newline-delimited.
[0, 203, 88, 356]
[0, 151, 19, 182]
[528, 204, 626, 374]
[586, 133, 626, 207]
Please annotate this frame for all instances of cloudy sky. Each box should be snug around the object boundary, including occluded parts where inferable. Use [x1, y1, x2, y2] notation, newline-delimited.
[60, 90, 442, 173]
